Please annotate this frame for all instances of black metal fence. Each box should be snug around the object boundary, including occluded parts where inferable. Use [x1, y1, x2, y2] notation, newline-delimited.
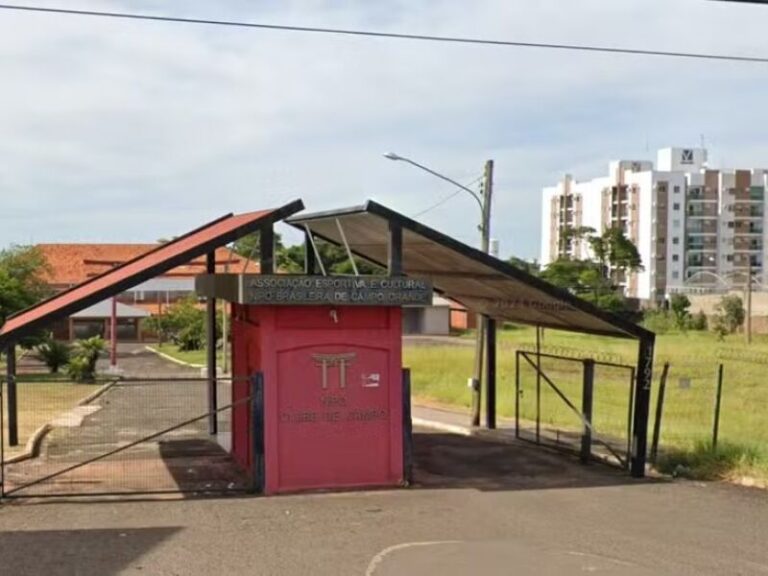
[0, 374, 257, 499]
[515, 350, 636, 470]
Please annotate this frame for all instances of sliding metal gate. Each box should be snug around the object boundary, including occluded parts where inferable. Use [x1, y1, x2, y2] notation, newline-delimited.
[515, 351, 636, 470]
[1, 374, 259, 499]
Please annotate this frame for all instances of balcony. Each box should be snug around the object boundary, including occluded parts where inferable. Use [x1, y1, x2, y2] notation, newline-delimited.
[686, 221, 718, 234]
[687, 205, 718, 218]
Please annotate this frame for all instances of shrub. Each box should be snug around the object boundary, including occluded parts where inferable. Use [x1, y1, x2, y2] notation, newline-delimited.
[66, 356, 92, 383]
[67, 336, 105, 382]
[689, 310, 708, 331]
[36, 339, 70, 373]
[642, 309, 675, 334]
[715, 295, 747, 334]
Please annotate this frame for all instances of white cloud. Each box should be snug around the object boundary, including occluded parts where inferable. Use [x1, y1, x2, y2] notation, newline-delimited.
[1, 0, 767, 257]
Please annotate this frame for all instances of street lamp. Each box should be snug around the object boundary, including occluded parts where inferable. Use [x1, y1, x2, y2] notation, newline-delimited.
[384, 152, 494, 427]
[383, 153, 485, 218]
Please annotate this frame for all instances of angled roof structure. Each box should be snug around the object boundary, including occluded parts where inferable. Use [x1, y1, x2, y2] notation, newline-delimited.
[287, 200, 652, 340]
[0, 199, 304, 346]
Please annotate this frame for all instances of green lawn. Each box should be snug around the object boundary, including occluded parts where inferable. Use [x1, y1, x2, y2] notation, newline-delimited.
[2, 381, 97, 460]
[149, 344, 224, 367]
[404, 327, 768, 483]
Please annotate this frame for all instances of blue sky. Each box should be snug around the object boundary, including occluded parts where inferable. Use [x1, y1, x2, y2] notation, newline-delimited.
[1, 0, 768, 259]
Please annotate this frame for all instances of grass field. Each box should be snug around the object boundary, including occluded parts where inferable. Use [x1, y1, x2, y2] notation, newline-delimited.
[150, 344, 224, 367]
[404, 327, 768, 483]
[1, 381, 96, 460]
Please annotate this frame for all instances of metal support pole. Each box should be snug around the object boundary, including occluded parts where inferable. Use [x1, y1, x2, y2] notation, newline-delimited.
[251, 372, 265, 494]
[387, 221, 403, 276]
[206, 252, 218, 436]
[713, 363, 724, 450]
[746, 259, 752, 345]
[650, 362, 670, 465]
[402, 368, 413, 485]
[110, 296, 117, 369]
[485, 317, 497, 429]
[304, 229, 316, 274]
[260, 224, 275, 274]
[535, 325, 542, 442]
[6, 344, 17, 447]
[470, 160, 493, 428]
[630, 334, 655, 478]
[581, 359, 595, 464]
[515, 351, 521, 439]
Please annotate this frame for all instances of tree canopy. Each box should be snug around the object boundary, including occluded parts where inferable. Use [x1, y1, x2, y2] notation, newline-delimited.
[0, 245, 51, 324]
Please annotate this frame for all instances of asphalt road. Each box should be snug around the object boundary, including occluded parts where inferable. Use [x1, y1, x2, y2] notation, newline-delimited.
[1, 460, 766, 575]
[2, 345, 765, 575]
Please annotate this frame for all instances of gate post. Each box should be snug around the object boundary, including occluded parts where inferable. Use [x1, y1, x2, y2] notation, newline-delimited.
[581, 359, 595, 464]
[251, 372, 265, 494]
[206, 252, 218, 436]
[631, 334, 655, 478]
[485, 317, 497, 430]
[402, 368, 413, 485]
[6, 344, 17, 447]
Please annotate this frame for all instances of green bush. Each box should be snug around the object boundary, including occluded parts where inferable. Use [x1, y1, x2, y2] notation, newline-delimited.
[145, 297, 210, 351]
[642, 310, 676, 334]
[67, 336, 105, 382]
[689, 310, 708, 331]
[36, 339, 70, 373]
[66, 356, 92, 383]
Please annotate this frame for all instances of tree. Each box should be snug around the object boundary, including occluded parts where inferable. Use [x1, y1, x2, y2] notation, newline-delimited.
[587, 227, 643, 286]
[714, 294, 745, 335]
[0, 245, 51, 324]
[670, 294, 692, 330]
[36, 339, 71, 374]
[231, 232, 285, 261]
[67, 336, 105, 382]
[507, 256, 540, 275]
[153, 297, 208, 351]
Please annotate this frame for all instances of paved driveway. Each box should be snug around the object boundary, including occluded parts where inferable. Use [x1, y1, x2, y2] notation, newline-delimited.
[0, 469, 765, 575]
[3, 345, 247, 496]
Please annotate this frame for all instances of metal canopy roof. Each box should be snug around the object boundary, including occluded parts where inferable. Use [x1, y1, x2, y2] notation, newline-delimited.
[0, 199, 304, 346]
[287, 200, 651, 340]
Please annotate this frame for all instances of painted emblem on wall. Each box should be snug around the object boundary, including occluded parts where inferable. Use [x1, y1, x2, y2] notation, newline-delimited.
[681, 149, 694, 164]
[312, 353, 356, 389]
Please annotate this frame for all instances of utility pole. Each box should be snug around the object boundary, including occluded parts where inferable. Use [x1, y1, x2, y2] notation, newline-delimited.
[470, 159, 494, 427]
[746, 258, 753, 344]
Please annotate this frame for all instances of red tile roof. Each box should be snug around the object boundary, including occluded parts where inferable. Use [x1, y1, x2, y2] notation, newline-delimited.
[37, 243, 259, 286]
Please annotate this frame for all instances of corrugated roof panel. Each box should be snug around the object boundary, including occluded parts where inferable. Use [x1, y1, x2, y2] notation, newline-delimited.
[287, 200, 651, 340]
[0, 199, 304, 345]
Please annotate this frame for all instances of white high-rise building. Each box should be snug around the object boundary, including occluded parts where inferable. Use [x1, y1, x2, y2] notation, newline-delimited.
[541, 148, 768, 304]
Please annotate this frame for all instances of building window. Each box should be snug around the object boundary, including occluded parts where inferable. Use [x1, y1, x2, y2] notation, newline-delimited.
[728, 222, 735, 229]
[672, 237, 680, 245]
[674, 185, 680, 193]
[673, 219, 681, 228]
[672, 271, 680, 280]
[673, 202, 680, 211]
[672, 254, 679, 262]
[727, 255, 734, 262]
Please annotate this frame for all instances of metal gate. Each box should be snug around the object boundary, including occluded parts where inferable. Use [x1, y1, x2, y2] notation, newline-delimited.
[1, 374, 260, 499]
[515, 351, 636, 470]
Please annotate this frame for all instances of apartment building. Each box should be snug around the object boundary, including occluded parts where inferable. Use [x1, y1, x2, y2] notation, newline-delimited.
[541, 147, 768, 304]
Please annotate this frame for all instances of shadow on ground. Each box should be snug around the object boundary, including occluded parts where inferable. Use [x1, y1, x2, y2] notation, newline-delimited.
[0, 527, 181, 575]
[412, 430, 660, 491]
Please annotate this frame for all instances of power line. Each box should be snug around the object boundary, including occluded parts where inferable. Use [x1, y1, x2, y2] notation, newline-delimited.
[413, 176, 483, 218]
[1, 3, 768, 64]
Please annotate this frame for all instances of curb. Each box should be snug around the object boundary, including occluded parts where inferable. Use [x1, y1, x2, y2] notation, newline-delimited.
[412, 417, 473, 437]
[144, 346, 204, 369]
[2, 379, 119, 465]
[3, 423, 52, 464]
[77, 378, 120, 406]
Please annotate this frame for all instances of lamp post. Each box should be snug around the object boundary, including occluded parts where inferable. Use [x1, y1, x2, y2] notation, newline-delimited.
[384, 152, 494, 427]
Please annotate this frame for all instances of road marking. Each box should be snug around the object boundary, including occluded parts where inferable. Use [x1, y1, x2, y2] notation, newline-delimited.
[365, 540, 462, 576]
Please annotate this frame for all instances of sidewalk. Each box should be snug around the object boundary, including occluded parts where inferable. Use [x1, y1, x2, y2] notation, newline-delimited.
[412, 404, 518, 444]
